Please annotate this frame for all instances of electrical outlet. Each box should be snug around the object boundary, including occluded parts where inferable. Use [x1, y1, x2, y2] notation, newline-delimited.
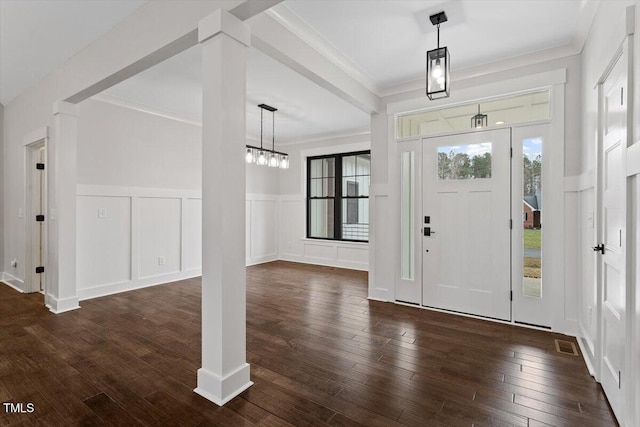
[50, 208, 57, 221]
[98, 208, 106, 219]
[10, 259, 17, 268]
[18, 208, 23, 218]
[158, 256, 165, 266]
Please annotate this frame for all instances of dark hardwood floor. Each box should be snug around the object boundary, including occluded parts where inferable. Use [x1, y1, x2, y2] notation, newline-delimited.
[0, 261, 617, 426]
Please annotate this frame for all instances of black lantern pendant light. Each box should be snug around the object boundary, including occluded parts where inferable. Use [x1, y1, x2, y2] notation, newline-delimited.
[246, 104, 289, 169]
[471, 104, 488, 129]
[426, 11, 450, 100]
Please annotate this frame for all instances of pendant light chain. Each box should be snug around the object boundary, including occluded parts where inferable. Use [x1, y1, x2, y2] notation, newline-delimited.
[272, 109, 275, 152]
[260, 107, 264, 150]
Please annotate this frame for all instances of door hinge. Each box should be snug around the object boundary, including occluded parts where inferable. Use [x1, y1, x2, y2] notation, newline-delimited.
[510, 147, 513, 158]
[621, 87, 624, 106]
[509, 219, 513, 229]
[35, 266, 44, 274]
[36, 215, 45, 222]
[510, 291, 513, 301]
[619, 370, 621, 388]
[36, 163, 45, 170]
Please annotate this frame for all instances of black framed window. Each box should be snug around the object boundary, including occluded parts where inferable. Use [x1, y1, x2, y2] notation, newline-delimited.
[307, 151, 370, 242]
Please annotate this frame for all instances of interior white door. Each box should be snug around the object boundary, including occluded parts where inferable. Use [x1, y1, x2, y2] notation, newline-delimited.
[597, 48, 627, 422]
[422, 128, 511, 320]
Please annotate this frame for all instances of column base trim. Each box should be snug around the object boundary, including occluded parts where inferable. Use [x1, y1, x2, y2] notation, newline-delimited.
[46, 295, 81, 314]
[194, 363, 252, 406]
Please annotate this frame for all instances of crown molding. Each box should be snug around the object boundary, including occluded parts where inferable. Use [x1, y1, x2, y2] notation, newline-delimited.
[571, 0, 600, 53]
[278, 127, 370, 146]
[91, 93, 203, 127]
[265, 4, 380, 95]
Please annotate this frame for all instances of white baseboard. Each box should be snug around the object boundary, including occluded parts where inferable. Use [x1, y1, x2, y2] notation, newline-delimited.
[78, 269, 202, 301]
[576, 335, 596, 377]
[194, 364, 253, 406]
[46, 295, 81, 314]
[576, 322, 597, 377]
[1, 272, 25, 293]
[279, 253, 368, 271]
[367, 288, 392, 302]
[246, 255, 278, 266]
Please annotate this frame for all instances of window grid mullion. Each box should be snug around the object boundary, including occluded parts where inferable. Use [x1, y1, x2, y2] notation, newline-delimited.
[335, 154, 342, 240]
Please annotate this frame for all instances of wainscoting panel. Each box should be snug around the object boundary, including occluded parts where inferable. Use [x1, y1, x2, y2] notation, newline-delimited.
[184, 198, 202, 272]
[76, 195, 131, 289]
[138, 197, 182, 279]
[75, 187, 366, 301]
[76, 185, 202, 300]
[278, 195, 369, 271]
[246, 194, 279, 266]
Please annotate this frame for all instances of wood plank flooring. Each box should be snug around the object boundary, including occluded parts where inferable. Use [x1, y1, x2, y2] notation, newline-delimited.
[0, 261, 617, 426]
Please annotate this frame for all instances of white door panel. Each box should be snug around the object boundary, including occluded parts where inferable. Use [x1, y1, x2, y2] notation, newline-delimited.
[598, 48, 627, 423]
[422, 128, 511, 320]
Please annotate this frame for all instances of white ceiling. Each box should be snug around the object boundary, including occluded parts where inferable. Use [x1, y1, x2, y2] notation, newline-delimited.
[1, 0, 598, 139]
[282, 0, 592, 88]
[99, 45, 371, 141]
[0, 0, 146, 105]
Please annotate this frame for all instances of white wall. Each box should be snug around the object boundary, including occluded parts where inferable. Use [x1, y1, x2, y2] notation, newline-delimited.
[0, 104, 4, 284]
[72, 99, 281, 298]
[278, 132, 370, 270]
[0, 0, 249, 291]
[75, 99, 201, 298]
[78, 99, 202, 189]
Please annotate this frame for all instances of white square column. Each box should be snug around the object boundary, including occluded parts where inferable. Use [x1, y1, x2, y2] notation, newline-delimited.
[47, 101, 80, 313]
[194, 10, 252, 406]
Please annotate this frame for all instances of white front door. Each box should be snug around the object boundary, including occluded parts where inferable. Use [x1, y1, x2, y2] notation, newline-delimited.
[422, 128, 511, 320]
[597, 47, 627, 422]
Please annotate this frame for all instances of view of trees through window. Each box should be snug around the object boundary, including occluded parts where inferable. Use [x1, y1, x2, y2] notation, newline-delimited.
[437, 143, 492, 180]
[522, 137, 542, 297]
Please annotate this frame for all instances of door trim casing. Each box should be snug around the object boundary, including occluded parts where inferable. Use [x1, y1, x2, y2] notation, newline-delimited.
[23, 127, 49, 295]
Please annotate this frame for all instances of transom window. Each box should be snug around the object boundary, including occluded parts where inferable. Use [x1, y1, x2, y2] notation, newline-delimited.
[397, 90, 550, 139]
[307, 151, 370, 242]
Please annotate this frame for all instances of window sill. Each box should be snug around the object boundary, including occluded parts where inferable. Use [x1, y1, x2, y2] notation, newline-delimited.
[301, 238, 369, 247]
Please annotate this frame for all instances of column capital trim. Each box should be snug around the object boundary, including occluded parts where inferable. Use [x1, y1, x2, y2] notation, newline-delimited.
[198, 9, 250, 47]
[53, 101, 79, 117]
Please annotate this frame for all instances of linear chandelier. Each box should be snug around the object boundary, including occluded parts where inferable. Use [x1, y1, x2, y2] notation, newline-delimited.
[246, 104, 289, 169]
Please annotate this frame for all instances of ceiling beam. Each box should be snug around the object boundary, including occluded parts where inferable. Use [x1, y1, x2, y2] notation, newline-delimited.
[64, 0, 281, 104]
[248, 13, 384, 115]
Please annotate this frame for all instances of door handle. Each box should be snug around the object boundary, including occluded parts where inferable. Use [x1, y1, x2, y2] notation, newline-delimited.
[592, 244, 605, 255]
[424, 227, 436, 236]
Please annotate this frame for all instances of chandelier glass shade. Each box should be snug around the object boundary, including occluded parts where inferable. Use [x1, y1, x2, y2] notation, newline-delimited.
[471, 104, 488, 129]
[246, 104, 289, 169]
[426, 11, 450, 100]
